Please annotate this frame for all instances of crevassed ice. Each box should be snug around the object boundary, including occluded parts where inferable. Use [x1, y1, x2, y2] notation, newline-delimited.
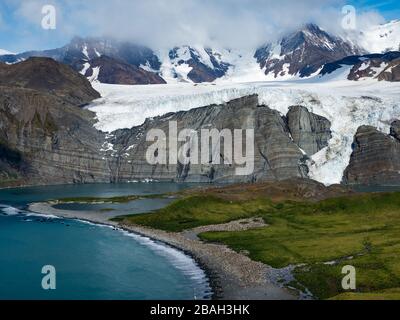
[88, 78, 400, 185]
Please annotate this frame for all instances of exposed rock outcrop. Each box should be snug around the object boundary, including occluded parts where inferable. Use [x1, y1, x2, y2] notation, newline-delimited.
[168, 46, 230, 83]
[343, 123, 400, 185]
[0, 86, 109, 186]
[349, 54, 400, 82]
[286, 105, 332, 155]
[320, 51, 400, 82]
[0, 58, 108, 186]
[104, 98, 330, 183]
[0, 57, 100, 105]
[377, 59, 400, 82]
[390, 120, 400, 140]
[86, 56, 166, 85]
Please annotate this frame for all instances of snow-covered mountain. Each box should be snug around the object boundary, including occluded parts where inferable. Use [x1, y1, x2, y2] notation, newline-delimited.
[160, 46, 231, 83]
[0, 37, 162, 70]
[161, 24, 364, 82]
[0, 37, 164, 85]
[83, 55, 166, 84]
[254, 24, 363, 79]
[1, 21, 399, 85]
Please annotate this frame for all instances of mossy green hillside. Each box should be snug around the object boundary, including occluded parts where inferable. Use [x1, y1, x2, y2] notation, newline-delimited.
[118, 190, 400, 299]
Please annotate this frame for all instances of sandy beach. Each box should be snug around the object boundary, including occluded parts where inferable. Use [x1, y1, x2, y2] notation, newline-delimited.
[28, 202, 296, 300]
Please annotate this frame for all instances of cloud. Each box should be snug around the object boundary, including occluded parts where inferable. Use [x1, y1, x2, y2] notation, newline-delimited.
[6, 0, 388, 51]
[71, 0, 345, 48]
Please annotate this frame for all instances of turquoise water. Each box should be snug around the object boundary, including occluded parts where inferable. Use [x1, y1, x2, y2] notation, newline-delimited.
[351, 185, 400, 193]
[0, 183, 211, 300]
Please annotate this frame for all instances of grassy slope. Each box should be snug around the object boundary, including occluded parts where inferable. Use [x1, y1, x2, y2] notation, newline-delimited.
[118, 190, 400, 300]
[114, 195, 274, 232]
[200, 193, 400, 299]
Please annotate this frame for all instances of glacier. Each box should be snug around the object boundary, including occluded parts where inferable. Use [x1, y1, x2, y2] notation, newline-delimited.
[88, 74, 400, 185]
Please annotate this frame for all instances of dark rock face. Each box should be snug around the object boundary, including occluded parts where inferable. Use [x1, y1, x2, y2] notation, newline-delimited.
[169, 46, 230, 83]
[319, 51, 400, 82]
[377, 59, 400, 81]
[85, 56, 166, 85]
[0, 86, 109, 186]
[255, 106, 309, 181]
[255, 24, 362, 78]
[0, 58, 107, 186]
[0, 57, 100, 105]
[343, 123, 400, 185]
[0, 139, 27, 187]
[287, 106, 332, 155]
[349, 56, 400, 82]
[390, 120, 400, 140]
[104, 98, 331, 183]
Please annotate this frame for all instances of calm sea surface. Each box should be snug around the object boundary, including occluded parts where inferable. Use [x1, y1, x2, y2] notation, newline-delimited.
[0, 183, 211, 300]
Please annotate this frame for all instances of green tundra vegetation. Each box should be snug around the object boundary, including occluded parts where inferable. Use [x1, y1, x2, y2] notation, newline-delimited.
[113, 195, 273, 231]
[117, 188, 400, 300]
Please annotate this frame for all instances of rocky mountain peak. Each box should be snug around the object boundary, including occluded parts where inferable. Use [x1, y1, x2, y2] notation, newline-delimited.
[255, 23, 362, 79]
[0, 36, 164, 85]
[166, 46, 231, 83]
[1, 20, 398, 85]
[289, 23, 340, 51]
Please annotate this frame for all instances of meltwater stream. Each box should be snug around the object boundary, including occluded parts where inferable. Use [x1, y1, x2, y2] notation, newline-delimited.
[0, 183, 212, 300]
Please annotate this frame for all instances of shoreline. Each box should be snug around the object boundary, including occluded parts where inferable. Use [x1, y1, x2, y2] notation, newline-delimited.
[28, 202, 296, 300]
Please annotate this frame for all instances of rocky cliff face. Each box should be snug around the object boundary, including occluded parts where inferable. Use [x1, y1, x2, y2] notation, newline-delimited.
[390, 120, 400, 140]
[0, 86, 110, 186]
[102, 97, 330, 183]
[0, 58, 108, 186]
[287, 105, 332, 155]
[343, 122, 400, 185]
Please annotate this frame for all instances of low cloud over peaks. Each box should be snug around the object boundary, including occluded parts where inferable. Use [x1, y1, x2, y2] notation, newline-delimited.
[3, 0, 387, 51]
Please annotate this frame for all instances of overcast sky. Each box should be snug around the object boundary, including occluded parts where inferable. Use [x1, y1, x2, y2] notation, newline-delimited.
[0, 0, 397, 53]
